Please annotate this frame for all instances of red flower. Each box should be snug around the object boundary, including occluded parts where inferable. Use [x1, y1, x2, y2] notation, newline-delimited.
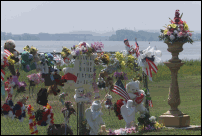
[2, 104, 11, 112]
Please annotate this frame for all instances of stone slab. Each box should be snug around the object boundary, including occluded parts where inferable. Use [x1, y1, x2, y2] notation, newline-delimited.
[165, 125, 201, 130]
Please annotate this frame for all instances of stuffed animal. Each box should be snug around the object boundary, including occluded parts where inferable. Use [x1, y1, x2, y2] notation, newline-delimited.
[47, 67, 67, 96]
[12, 96, 28, 122]
[21, 51, 37, 72]
[126, 80, 148, 116]
[104, 95, 113, 110]
[74, 87, 91, 103]
[4, 39, 20, 76]
[37, 88, 48, 106]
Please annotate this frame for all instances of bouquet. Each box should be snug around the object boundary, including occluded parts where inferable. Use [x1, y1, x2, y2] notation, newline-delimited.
[159, 9, 194, 44]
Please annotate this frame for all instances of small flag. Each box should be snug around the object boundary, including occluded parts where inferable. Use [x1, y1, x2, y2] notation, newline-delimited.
[111, 79, 130, 100]
[135, 39, 140, 58]
[1, 69, 5, 81]
[4, 49, 12, 58]
[148, 100, 153, 107]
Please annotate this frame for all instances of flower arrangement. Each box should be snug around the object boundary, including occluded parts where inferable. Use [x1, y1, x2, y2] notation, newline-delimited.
[61, 47, 71, 58]
[70, 42, 104, 57]
[114, 72, 128, 80]
[137, 113, 165, 132]
[159, 9, 194, 44]
[101, 54, 110, 65]
[7, 53, 15, 65]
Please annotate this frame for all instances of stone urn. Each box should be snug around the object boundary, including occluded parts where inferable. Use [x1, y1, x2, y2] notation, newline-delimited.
[158, 42, 190, 128]
[166, 42, 184, 63]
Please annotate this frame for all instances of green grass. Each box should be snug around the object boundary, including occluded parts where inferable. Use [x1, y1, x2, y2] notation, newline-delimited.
[1, 60, 201, 135]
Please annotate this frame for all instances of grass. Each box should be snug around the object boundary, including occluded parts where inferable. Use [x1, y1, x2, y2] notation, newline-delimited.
[1, 59, 201, 135]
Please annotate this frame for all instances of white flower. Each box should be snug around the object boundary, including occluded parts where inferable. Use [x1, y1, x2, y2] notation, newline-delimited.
[174, 30, 178, 34]
[170, 35, 175, 41]
[177, 28, 181, 32]
[149, 116, 156, 123]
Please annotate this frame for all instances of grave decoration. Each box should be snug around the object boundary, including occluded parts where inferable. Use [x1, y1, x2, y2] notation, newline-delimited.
[36, 103, 54, 126]
[12, 96, 28, 122]
[27, 72, 44, 97]
[104, 94, 113, 110]
[61, 101, 76, 135]
[59, 92, 68, 105]
[1, 78, 16, 119]
[53, 50, 65, 67]
[159, 9, 193, 44]
[138, 46, 162, 81]
[85, 100, 105, 135]
[121, 100, 136, 128]
[158, 9, 192, 128]
[27, 105, 38, 135]
[61, 46, 73, 64]
[36, 88, 48, 106]
[21, 50, 37, 72]
[47, 67, 67, 96]
[3, 39, 20, 76]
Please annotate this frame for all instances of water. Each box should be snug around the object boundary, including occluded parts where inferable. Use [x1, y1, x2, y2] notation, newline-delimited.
[1, 40, 201, 62]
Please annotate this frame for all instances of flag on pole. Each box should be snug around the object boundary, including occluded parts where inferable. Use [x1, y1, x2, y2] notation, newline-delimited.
[111, 79, 130, 100]
[148, 100, 153, 107]
[135, 38, 140, 58]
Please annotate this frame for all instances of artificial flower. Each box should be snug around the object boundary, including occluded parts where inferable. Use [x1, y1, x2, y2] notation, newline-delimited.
[163, 29, 168, 35]
[170, 23, 177, 28]
[184, 23, 189, 31]
[170, 35, 175, 41]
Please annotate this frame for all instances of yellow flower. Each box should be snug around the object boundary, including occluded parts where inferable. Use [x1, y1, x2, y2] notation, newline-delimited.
[164, 29, 168, 35]
[170, 24, 177, 28]
[184, 23, 189, 31]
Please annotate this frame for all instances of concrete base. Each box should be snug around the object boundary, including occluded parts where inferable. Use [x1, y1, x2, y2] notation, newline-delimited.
[158, 110, 190, 127]
[165, 125, 201, 130]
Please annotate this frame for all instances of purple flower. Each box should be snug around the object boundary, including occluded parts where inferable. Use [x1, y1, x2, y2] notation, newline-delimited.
[75, 50, 80, 56]
[114, 72, 122, 78]
[73, 45, 75, 48]
[123, 72, 128, 80]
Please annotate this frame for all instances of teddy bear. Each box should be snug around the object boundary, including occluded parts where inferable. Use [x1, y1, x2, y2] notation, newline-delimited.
[3, 39, 20, 76]
[21, 51, 37, 72]
[126, 80, 148, 116]
[74, 87, 91, 103]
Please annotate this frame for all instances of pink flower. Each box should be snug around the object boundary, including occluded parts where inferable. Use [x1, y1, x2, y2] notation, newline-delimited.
[183, 21, 187, 24]
[189, 33, 192, 36]
[167, 31, 172, 36]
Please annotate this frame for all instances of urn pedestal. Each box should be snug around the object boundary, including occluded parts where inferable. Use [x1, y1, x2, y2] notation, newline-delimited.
[158, 42, 190, 127]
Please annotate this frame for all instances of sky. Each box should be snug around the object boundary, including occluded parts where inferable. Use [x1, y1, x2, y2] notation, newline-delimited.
[1, 1, 201, 34]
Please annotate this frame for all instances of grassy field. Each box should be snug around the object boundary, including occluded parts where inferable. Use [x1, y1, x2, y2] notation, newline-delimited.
[1, 59, 201, 135]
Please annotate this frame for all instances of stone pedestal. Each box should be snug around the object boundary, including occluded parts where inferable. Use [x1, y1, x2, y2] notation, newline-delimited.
[159, 42, 190, 127]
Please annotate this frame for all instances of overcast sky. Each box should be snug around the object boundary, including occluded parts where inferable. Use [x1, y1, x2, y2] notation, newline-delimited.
[1, 1, 201, 34]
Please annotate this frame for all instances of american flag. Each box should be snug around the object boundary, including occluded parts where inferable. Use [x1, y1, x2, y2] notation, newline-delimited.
[4, 49, 12, 58]
[148, 100, 153, 107]
[111, 79, 130, 100]
[3, 49, 12, 67]
[1, 69, 5, 81]
[135, 38, 140, 58]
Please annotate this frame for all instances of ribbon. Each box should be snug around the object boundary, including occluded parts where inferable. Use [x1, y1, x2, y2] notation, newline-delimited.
[145, 58, 158, 79]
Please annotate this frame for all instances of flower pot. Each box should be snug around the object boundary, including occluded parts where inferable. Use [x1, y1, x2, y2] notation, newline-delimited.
[165, 42, 185, 63]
